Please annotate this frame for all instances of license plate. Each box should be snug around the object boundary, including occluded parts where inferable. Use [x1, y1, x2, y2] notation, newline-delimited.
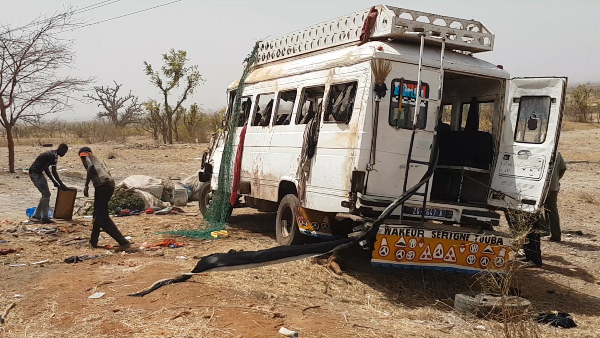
[405, 207, 448, 218]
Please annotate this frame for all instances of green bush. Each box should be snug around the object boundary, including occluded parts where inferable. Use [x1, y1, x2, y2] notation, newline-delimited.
[87, 188, 145, 215]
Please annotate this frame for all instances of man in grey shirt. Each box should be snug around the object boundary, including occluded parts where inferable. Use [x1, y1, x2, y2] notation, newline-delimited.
[79, 147, 131, 250]
[546, 152, 567, 242]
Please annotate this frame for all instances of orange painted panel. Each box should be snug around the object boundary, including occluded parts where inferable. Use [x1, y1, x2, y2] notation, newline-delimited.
[372, 225, 514, 272]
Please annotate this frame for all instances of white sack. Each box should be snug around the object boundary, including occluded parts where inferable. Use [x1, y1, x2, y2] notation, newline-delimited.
[118, 175, 164, 199]
[181, 173, 202, 201]
[134, 189, 170, 209]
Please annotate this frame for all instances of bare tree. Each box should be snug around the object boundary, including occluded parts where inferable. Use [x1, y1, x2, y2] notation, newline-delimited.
[142, 99, 167, 143]
[0, 11, 91, 172]
[85, 81, 143, 127]
[144, 49, 203, 144]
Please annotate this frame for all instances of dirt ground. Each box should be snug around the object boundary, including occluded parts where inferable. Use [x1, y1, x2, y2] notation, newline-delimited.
[1, 125, 600, 338]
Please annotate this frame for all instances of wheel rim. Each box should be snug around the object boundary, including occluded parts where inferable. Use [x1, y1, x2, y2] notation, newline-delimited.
[204, 191, 212, 210]
[280, 205, 294, 238]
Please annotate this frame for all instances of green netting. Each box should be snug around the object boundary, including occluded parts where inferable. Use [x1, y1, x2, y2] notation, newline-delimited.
[162, 42, 260, 239]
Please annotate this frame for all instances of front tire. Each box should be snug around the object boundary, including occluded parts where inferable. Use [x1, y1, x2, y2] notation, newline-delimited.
[198, 182, 212, 217]
[276, 194, 305, 246]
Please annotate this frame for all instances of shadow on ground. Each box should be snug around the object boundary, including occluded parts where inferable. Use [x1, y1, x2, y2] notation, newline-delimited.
[227, 209, 277, 240]
[334, 243, 600, 316]
[197, 208, 600, 317]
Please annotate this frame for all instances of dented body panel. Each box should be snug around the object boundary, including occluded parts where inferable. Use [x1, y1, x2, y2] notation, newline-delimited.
[211, 40, 513, 215]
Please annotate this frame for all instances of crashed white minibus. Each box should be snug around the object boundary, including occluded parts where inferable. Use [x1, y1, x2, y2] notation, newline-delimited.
[199, 5, 566, 272]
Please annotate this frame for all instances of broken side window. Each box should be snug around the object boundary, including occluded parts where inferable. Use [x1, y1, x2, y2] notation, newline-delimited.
[460, 101, 494, 133]
[439, 104, 452, 132]
[515, 96, 551, 143]
[274, 90, 296, 126]
[253, 93, 275, 126]
[225, 91, 235, 121]
[297, 86, 325, 124]
[324, 82, 357, 123]
[237, 96, 253, 127]
[389, 79, 428, 129]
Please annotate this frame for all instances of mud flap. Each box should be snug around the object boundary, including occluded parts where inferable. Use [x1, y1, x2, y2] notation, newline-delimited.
[295, 206, 336, 238]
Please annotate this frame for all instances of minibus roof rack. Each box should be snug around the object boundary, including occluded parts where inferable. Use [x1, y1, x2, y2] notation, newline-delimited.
[256, 5, 494, 65]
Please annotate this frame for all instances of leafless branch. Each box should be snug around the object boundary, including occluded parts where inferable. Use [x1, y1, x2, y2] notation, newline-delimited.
[84, 81, 143, 127]
[0, 9, 92, 172]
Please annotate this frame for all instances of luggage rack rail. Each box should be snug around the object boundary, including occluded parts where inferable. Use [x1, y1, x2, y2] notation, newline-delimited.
[256, 4, 494, 65]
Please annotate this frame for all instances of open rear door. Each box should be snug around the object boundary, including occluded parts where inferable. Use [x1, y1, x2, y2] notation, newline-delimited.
[488, 77, 567, 212]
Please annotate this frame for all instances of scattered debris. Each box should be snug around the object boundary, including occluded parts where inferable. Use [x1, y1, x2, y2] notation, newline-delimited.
[142, 238, 188, 249]
[13, 295, 23, 298]
[64, 255, 103, 264]
[59, 238, 89, 246]
[114, 208, 142, 217]
[170, 310, 191, 321]
[0, 303, 16, 324]
[88, 292, 106, 299]
[175, 256, 186, 260]
[210, 230, 229, 239]
[278, 327, 298, 337]
[155, 206, 185, 215]
[0, 249, 16, 255]
[475, 325, 486, 331]
[537, 312, 577, 328]
[326, 253, 343, 275]
[32, 260, 49, 265]
[454, 292, 531, 318]
[10, 263, 26, 267]
[302, 305, 321, 314]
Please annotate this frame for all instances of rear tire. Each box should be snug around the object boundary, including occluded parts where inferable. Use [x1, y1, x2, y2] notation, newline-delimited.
[454, 292, 531, 319]
[198, 182, 212, 217]
[276, 194, 305, 246]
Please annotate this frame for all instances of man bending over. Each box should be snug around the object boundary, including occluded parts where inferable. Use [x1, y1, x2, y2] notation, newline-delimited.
[29, 143, 69, 223]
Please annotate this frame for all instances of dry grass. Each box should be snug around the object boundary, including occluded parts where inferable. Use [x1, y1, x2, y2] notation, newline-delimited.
[561, 121, 600, 132]
[579, 192, 598, 204]
[2, 134, 600, 337]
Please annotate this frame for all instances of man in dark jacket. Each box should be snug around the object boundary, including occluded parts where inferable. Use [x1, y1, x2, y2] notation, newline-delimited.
[29, 144, 69, 223]
[546, 152, 567, 242]
[79, 147, 131, 250]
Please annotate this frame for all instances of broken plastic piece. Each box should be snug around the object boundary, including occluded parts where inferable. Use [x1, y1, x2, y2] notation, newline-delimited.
[88, 292, 105, 299]
[278, 327, 298, 337]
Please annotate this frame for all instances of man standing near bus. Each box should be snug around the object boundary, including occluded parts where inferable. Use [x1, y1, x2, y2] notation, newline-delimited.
[29, 144, 69, 223]
[546, 152, 567, 242]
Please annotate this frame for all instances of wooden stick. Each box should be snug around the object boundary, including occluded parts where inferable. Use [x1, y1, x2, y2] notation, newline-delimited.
[0, 303, 16, 324]
[301, 305, 321, 314]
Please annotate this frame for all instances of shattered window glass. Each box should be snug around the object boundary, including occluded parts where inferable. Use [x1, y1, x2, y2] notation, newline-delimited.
[238, 96, 253, 127]
[324, 82, 357, 124]
[515, 96, 551, 143]
[297, 86, 325, 124]
[274, 90, 296, 126]
[253, 93, 275, 126]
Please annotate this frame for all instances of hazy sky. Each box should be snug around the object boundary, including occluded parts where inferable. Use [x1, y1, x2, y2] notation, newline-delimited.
[2, 0, 599, 121]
